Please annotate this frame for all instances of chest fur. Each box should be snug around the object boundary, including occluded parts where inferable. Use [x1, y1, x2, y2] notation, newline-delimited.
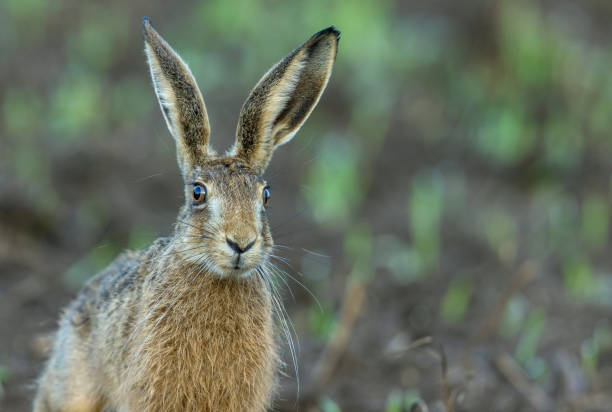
[123, 276, 277, 411]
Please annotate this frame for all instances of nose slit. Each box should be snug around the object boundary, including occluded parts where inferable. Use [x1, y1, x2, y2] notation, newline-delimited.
[226, 237, 256, 254]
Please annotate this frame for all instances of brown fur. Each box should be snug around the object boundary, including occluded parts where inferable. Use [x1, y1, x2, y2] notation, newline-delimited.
[34, 18, 339, 411]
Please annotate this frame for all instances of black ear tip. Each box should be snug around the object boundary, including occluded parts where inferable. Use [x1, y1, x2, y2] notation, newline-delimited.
[328, 26, 341, 39]
[317, 26, 341, 41]
[142, 16, 153, 36]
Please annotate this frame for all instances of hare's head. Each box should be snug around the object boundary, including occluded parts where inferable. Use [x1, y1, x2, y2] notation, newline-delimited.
[142, 18, 338, 278]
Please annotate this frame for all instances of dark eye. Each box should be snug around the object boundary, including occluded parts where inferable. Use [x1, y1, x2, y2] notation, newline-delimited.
[193, 183, 207, 204]
[262, 186, 270, 206]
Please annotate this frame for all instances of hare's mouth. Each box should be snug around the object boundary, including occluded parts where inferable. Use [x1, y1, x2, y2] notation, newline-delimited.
[217, 262, 258, 279]
[229, 254, 262, 274]
[233, 254, 243, 270]
[211, 250, 266, 278]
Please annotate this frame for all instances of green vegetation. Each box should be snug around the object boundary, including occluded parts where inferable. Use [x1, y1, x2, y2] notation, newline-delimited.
[384, 390, 404, 412]
[499, 295, 529, 338]
[409, 174, 444, 273]
[515, 308, 547, 365]
[441, 277, 473, 325]
[319, 397, 342, 412]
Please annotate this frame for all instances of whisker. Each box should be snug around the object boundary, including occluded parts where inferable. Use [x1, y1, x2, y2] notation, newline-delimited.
[137, 246, 205, 264]
[134, 172, 164, 183]
[257, 266, 300, 401]
[301, 248, 331, 259]
[267, 261, 323, 312]
[268, 264, 295, 302]
[268, 253, 291, 265]
[270, 208, 308, 232]
[174, 218, 211, 232]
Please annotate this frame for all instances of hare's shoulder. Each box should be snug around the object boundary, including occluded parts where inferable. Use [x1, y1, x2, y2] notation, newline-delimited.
[66, 237, 171, 330]
[93, 236, 172, 301]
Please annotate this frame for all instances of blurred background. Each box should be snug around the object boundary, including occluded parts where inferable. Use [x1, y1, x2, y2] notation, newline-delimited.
[2, 0, 612, 411]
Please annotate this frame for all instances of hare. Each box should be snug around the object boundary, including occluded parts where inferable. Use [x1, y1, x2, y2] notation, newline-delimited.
[33, 18, 339, 412]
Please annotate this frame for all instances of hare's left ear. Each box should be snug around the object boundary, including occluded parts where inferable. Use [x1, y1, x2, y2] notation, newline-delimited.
[142, 17, 211, 175]
[232, 27, 339, 173]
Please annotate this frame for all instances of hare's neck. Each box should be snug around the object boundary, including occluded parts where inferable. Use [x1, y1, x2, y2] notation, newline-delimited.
[144, 263, 273, 343]
[130, 265, 277, 410]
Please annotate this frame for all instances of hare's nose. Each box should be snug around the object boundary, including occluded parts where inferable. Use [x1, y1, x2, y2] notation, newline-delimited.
[226, 237, 255, 254]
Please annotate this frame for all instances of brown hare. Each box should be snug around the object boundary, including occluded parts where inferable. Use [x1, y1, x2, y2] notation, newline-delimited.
[33, 18, 339, 412]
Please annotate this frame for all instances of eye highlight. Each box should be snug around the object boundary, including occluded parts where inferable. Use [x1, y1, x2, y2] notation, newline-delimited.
[262, 186, 270, 206]
[192, 183, 207, 205]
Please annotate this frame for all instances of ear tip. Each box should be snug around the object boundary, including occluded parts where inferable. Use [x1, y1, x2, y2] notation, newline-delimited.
[327, 26, 341, 40]
[142, 16, 154, 39]
[315, 26, 341, 42]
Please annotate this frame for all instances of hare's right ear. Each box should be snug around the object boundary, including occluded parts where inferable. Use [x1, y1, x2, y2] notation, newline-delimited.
[231, 27, 339, 174]
[142, 18, 210, 175]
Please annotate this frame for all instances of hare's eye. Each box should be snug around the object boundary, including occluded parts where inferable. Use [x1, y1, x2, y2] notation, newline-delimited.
[192, 184, 207, 204]
[262, 186, 270, 206]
